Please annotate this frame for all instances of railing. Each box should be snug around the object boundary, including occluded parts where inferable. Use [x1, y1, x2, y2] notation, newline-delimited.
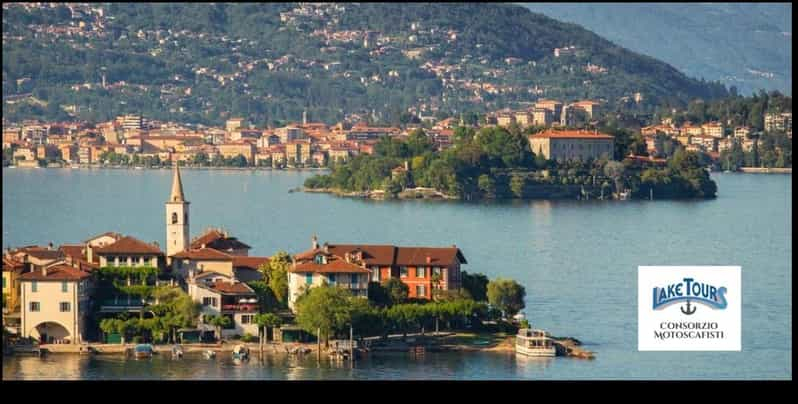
[221, 303, 258, 312]
[333, 282, 369, 290]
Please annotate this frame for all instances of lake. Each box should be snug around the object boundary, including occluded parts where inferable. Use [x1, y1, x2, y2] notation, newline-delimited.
[2, 168, 792, 380]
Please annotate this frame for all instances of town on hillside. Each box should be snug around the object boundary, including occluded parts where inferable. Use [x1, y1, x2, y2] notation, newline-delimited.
[3, 101, 791, 170]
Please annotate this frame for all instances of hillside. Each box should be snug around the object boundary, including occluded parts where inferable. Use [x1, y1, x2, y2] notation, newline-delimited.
[521, 3, 792, 96]
[3, 3, 728, 126]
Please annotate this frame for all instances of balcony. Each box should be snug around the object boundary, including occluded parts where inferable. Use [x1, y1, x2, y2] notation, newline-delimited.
[221, 303, 258, 313]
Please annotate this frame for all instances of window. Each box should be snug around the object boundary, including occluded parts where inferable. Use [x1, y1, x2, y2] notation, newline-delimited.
[416, 285, 426, 298]
[202, 297, 217, 307]
[328, 274, 336, 284]
[314, 254, 325, 264]
[351, 274, 358, 285]
[30, 302, 40, 312]
[433, 267, 441, 276]
[60, 302, 70, 312]
[171, 212, 178, 224]
[370, 266, 380, 282]
[31, 281, 38, 292]
[62, 281, 68, 293]
[400, 267, 408, 278]
[241, 314, 253, 324]
[416, 267, 426, 278]
[305, 273, 313, 285]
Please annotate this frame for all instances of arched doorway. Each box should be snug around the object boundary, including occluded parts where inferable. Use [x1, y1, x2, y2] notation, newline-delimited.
[31, 322, 71, 345]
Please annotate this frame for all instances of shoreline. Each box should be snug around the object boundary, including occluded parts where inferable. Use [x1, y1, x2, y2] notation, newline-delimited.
[18, 332, 593, 359]
[3, 164, 331, 172]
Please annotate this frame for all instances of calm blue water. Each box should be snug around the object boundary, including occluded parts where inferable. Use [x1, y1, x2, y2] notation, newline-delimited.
[2, 168, 792, 380]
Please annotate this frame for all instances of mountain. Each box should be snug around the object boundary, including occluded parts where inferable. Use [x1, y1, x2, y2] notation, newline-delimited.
[2, 3, 728, 126]
[521, 3, 792, 96]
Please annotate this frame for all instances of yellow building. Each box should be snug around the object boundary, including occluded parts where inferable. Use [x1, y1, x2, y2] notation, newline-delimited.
[19, 263, 92, 344]
[218, 142, 256, 163]
[285, 140, 312, 165]
[3, 255, 25, 314]
[496, 113, 515, 127]
[514, 111, 532, 128]
[528, 129, 615, 161]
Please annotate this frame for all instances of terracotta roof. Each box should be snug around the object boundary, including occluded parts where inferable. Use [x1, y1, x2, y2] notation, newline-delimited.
[529, 130, 614, 140]
[23, 249, 64, 261]
[301, 244, 397, 266]
[2, 256, 24, 273]
[206, 280, 255, 294]
[83, 232, 123, 244]
[173, 248, 232, 261]
[93, 236, 163, 255]
[232, 256, 270, 270]
[59, 244, 87, 260]
[190, 230, 251, 251]
[18, 264, 91, 281]
[291, 257, 370, 274]
[395, 247, 467, 266]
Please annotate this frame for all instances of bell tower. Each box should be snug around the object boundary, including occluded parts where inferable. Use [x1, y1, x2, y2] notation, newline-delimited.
[166, 164, 190, 260]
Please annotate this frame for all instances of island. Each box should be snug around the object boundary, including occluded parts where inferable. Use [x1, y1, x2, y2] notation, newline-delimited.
[304, 126, 718, 201]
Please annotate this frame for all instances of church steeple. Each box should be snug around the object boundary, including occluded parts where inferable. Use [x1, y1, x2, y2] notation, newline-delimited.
[166, 163, 190, 261]
[170, 164, 186, 203]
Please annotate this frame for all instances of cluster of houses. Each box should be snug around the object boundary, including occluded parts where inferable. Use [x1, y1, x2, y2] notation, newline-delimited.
[2, 165, 468, 344]
[641, 112, 792, 158]
[489, 99, 602, 128]
[2, 114, 463, 168]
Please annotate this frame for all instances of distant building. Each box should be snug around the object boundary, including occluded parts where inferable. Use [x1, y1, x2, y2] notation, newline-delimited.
[701, 122, 725, 138]
[531, 107, 554, 127]
[764, 112, 792, 134]
[528, 129, 615, 161]
[225, 118, 245, 134]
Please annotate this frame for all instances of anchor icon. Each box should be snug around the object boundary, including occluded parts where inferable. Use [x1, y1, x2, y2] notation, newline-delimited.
[680, 300, 697, 315]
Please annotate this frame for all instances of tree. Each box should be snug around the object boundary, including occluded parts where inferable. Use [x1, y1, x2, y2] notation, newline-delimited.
[294, 285, 354, 347]
[254, 312, 282, 350]
[461, 271, 489, 302]
[204, 314, 231, 342]
[381, 277, 409, 305]
[487, 278, 526, 318]
[259, 251, 291, 308]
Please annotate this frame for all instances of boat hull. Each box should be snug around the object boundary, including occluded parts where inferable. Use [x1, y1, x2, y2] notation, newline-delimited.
[515, 345, 556, 357]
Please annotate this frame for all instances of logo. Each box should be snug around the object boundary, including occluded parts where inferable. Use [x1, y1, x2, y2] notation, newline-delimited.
[652, 278, 728, 315]
[638, 266, 741, 351]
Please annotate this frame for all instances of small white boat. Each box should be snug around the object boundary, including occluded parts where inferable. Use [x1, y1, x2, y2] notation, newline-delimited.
[232, 345, 249, 360]
[516, 328, 556, 357]
[203, 350, 216, 359]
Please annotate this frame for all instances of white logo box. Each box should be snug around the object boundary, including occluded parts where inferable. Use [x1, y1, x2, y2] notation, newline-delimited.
[638, 266, 741, 351]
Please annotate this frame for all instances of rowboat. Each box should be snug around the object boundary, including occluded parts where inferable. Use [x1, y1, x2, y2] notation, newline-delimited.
[134, 344, 153, 359]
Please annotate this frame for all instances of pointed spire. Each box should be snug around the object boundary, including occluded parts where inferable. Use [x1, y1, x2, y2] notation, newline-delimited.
[170, 163, 186, 202]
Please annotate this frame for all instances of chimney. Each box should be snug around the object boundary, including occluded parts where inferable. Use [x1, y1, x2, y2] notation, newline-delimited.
[42, 266, 47, 277]
[311, 235, 319, 250]
[345, 252, 351, 263]
[426, 256, 432, 264]
[48, 242, 54, 250]
[323, 242, 329, 254]
[201, 243, 206, 249]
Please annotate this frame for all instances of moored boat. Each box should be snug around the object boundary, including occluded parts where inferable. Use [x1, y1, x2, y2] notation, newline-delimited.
[515, 328, 556, 357]
[134, 343, 153, 359]
[232, 345, 249, 360]
[203, 350, 216, 359]
[171, 345, 184, 359]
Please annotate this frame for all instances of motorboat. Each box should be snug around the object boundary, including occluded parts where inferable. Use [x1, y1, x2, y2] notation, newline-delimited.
[134, 343, 153, 359]
[515, 328, 556, 357]
[203, 350, 217, 359]
[232, 345, 249, 360]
